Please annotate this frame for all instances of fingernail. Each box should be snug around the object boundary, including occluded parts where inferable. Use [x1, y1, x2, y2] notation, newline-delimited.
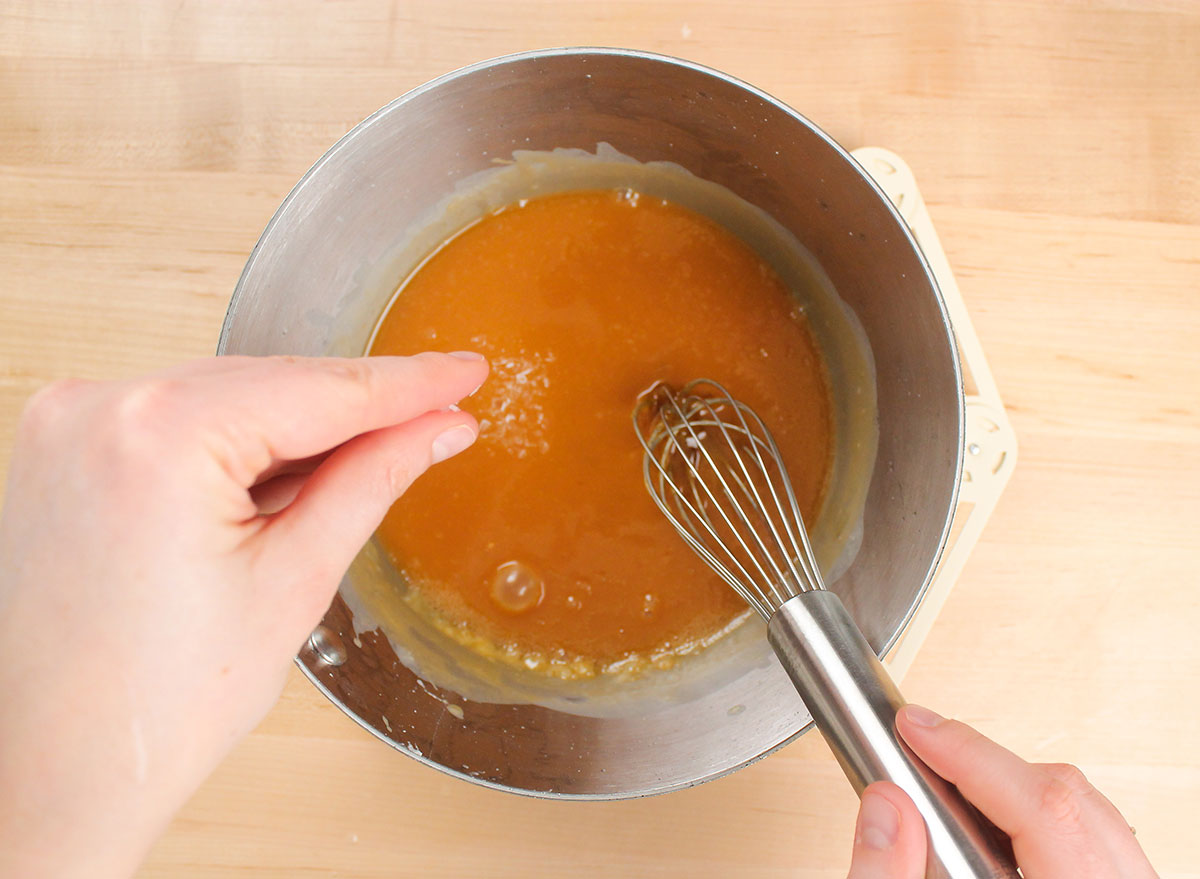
[430, 424, 477, 464]
[857, 791, 900, 851]
[903, 704, 945, 728]
[448, 350, 484, 361]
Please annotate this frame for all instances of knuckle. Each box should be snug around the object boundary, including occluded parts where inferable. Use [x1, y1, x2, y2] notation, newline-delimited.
[320, 358, 377, 409]
[1038, 773, 1088, 831]
[943, 720, 987, 759]
[113, 379, 183, 433]
[320, 357, 371, 387]
[19, 378, 88, 434]
[97, 379, 188, 460]
[1043, 762, 1092, 792]
[383, 456, 419, 496]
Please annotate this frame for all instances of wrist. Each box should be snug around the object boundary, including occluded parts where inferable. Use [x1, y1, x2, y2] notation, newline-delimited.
[0, 640, 165, 879]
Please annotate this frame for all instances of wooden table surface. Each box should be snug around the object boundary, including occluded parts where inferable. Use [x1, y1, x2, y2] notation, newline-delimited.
[2, 1, 1198, 876]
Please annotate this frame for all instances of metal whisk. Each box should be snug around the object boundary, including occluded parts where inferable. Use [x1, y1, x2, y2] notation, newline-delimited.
[634, 379, 1017, 879]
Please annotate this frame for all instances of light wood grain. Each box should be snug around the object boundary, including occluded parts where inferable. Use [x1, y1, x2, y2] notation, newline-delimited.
[1, 2, 1197, 877]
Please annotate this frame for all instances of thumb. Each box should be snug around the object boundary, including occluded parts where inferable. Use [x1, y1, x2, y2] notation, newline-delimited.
[257, 408, 478, 618]
[846, 782, 928, 879]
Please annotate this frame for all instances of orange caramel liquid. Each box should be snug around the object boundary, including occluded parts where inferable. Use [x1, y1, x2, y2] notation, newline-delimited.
[370, 190, 833, 676]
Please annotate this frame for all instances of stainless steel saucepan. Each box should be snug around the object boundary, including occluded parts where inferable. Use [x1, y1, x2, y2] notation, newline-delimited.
[218, 48, 962, 800]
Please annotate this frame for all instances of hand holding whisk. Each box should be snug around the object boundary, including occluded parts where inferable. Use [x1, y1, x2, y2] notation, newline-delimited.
[633, 379, 1018, 879]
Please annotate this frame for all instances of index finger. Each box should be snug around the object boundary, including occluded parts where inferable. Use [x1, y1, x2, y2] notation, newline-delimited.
[183, 352, 488, 476]
[896, 706, 1046, 839]
[895, 706, 1156, 878]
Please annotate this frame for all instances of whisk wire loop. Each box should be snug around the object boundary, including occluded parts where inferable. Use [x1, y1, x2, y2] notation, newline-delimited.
[640, 396, 773, 617]
[661, 393, 791, 607]
[633, 379, 826, 619]
[738, 400, 825, 601]
[707, 396, 814, 607]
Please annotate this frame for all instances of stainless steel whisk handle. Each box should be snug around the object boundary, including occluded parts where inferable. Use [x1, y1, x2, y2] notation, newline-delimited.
[767, 591, 1019, 879]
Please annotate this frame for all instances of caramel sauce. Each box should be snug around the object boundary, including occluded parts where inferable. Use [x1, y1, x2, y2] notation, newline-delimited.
[370, 190, 833, 677]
